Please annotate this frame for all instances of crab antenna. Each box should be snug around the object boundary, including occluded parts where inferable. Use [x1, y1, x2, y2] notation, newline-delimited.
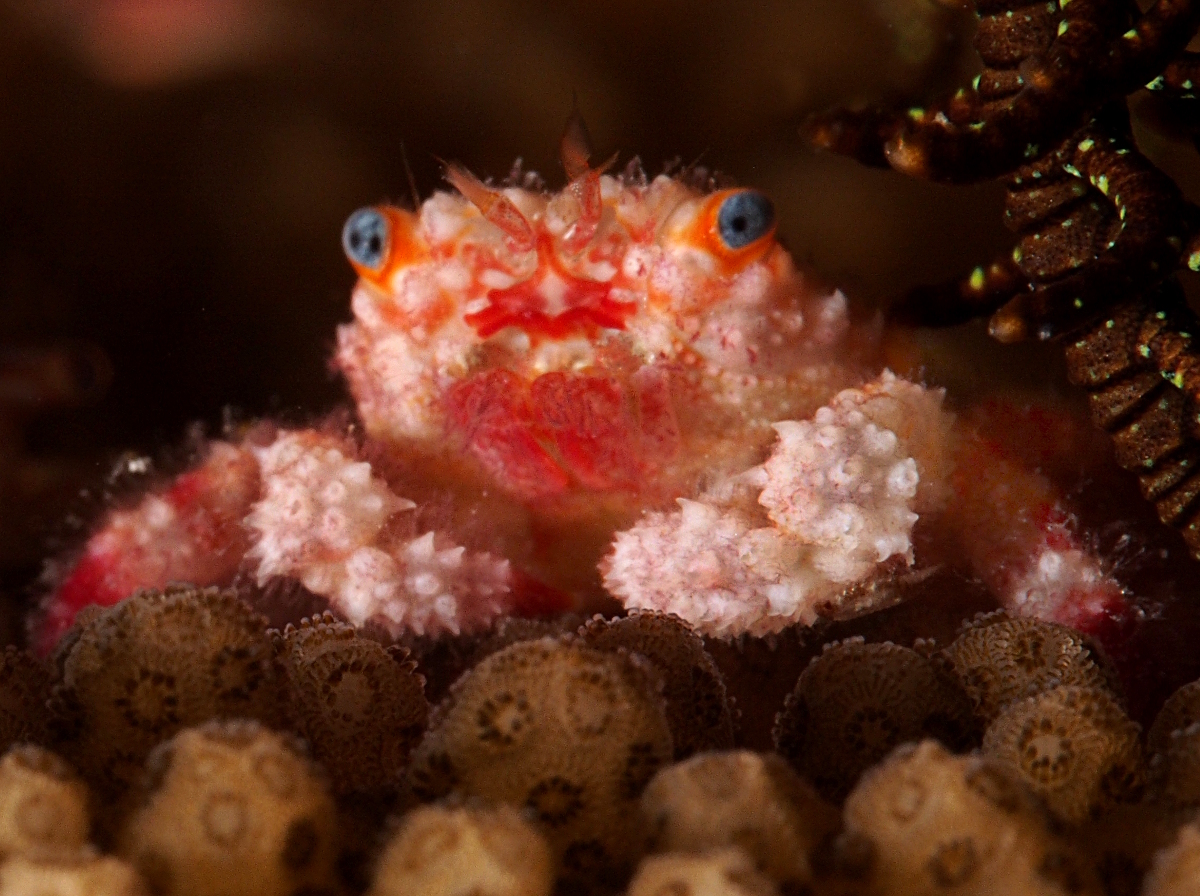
[400, 140, 421, 211]
[443, 160, 536, 252]
[560, 107, 594, 183]
[556, 107, 617, 254]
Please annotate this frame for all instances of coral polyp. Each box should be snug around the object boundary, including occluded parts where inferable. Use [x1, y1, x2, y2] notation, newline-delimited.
[368, 804, 555, 896]
[49, 585, 282, 796]
[639, 750, 839, 893]
[772, 638, 977, 800]
[407, 637, 673, 891]
[272, 614, 428, 796]
[982, 684, 1144, 823]
[118, 721, 340, 896]
[843, 739, 1102, 895]
[941, 611, 1120, 726]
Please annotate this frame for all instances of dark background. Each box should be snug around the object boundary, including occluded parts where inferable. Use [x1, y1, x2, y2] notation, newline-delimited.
[2, 0, 1197, 632]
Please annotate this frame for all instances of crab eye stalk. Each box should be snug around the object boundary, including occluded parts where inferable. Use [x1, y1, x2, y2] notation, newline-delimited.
[663, 188, 778, 274]
[716, 190, 775, 250]
[342, 207, 390, 272]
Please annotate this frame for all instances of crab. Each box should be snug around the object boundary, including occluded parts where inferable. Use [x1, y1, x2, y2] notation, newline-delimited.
[34, 116, 1138, 655]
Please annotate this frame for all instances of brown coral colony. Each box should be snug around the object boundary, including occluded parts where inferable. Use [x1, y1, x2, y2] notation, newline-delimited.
[3, 584, 1200, 894]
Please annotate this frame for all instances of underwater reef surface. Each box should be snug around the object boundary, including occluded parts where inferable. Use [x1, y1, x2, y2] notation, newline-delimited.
[5, 0, 1200, 892]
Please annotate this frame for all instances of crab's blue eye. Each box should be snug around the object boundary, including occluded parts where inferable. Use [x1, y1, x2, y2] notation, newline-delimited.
[342, 207, 390, 271]
[716, 191, 775, 250]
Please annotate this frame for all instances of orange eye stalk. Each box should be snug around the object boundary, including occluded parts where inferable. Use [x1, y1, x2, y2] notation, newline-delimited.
[342, 205, 427, 285]
[696, 189, 778, 273]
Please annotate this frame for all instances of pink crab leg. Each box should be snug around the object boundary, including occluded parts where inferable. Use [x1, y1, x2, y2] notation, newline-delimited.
[443, 162, 536, 254]
[35, 441, 261, 654]
[37, 427, 575, 653]
[941, 418, 1131, 649]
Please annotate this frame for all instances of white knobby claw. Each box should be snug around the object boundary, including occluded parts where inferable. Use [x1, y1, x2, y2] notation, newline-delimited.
[246, 430, 412, 587]
[604, 372, 955, 637]
[245, 429, 511, 637]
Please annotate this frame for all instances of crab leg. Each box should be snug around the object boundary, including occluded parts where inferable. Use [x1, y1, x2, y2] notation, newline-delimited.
[37, 440, 261, 653]
[937, 401, 1132, 651]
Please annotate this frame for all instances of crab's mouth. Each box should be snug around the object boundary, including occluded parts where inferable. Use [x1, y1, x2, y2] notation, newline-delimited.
[464, 232, 636, 341]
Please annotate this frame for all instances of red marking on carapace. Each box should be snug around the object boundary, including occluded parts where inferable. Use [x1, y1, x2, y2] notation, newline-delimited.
[632, 365, 682, 462]
[529, 372, 642, 490]
[464, 232, 635, 340]
[447, 367, 685, 499]
[445, 370, 570, 500]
